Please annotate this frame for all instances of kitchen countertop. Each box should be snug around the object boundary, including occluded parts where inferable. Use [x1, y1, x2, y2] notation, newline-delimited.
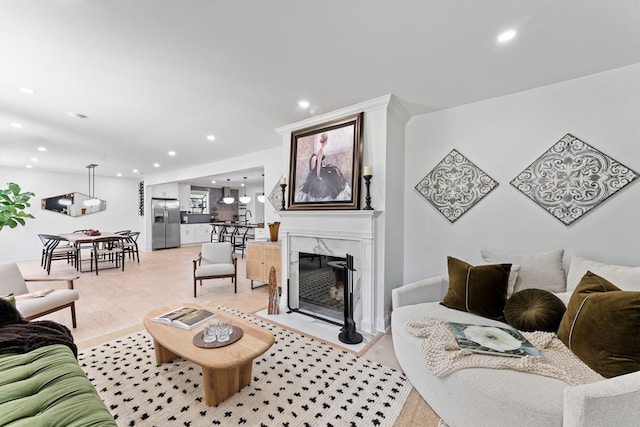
[181, 221, 263, 228]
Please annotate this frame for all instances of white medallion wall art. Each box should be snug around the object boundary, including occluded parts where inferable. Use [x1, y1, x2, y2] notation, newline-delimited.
[511, 133, 639, 225]
[267, 176, 285, 211]
[415, 149, 498, 223]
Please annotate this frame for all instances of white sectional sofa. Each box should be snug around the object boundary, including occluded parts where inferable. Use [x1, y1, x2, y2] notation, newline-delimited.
[391, 254, 640, 427]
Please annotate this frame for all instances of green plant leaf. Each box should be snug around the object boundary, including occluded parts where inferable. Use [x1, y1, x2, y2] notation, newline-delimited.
[8, 183, 20, 195]
[0, 182, 35, 231]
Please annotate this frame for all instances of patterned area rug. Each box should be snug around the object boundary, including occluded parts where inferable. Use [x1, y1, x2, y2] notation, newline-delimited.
[79, 308, 411, 426]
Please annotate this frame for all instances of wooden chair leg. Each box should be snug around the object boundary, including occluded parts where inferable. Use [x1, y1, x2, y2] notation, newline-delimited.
[70, 302, 77, 328]
[193, 278, 197, 297]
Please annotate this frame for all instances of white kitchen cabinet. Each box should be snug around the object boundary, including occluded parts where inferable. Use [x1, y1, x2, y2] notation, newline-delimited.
[180, 224, 196, 245]
[194, 223, 212, 243]
[178, 184, 191, 211]
[151, 183, 179, 199]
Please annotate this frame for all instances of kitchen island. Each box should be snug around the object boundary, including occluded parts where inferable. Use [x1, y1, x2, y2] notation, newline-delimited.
[180, 222, 263, 246]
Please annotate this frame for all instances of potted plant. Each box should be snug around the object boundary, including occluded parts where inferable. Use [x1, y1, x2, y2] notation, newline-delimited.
[0, 182, 35, 231]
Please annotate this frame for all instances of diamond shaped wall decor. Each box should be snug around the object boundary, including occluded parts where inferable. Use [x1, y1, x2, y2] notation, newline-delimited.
[415, 149, 498, 223]
[511, 133, 639, 225]
[267, 176, 285, 211]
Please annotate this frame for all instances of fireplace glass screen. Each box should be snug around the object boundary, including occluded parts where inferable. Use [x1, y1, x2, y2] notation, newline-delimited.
[298, 252, 346, 318]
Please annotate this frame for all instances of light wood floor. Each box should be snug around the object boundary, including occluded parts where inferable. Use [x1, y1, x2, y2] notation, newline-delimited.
[17, 245, 440, 426]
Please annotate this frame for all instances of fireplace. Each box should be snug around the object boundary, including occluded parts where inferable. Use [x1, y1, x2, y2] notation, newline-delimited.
[278, 210, 380, 334]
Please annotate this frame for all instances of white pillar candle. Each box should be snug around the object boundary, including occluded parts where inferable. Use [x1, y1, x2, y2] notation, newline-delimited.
[363, 166, 372, 176]
[280, 176, 287, 185]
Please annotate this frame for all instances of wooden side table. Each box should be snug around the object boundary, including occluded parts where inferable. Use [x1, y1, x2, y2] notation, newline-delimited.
[246, 241, 281, 288]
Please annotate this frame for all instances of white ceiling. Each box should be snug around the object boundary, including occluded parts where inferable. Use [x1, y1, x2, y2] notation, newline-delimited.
[1, 1, 639, 186]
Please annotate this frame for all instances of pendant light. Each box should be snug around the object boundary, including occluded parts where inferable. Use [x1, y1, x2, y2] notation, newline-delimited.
[223, 179, 234, 204]
[239, 176, 251, 204]
[58, 193, 72, 206]
[257, 173, 266, 203]
[84, 164, 101, 206]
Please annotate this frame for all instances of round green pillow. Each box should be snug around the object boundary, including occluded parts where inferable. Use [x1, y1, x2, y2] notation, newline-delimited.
[504, 288, 566, 332]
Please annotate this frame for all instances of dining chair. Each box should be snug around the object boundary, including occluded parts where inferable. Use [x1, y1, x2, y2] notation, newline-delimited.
[219, 224, 239, 243]
[90, 236, 125, 275]
[209, 225, 219, 243]
[121, 231, 140, 262]
[231, 226, 252, 259]
[38, 234, 76, 274]
[0, 262, 80, 328]
[38, 233, 55, 267]
[71, 230, 93, 270]
[192, 242, 237, 297]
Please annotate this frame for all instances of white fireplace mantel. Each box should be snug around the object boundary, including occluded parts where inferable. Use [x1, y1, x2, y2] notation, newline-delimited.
[276, 210, 381, 334]
[276, 210, 380, 238]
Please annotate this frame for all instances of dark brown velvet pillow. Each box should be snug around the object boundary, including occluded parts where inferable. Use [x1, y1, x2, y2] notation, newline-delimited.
[441, 256, 511, 320]
[504, 288, 566, 332]
[557, 271, 640, 378]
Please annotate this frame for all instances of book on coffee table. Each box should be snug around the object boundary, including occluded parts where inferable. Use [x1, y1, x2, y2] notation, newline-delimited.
[152, 306, 216, 330]
[449, 322, 544, 358]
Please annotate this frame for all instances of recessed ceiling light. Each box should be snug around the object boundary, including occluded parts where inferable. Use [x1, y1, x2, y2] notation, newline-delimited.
[168, 151, 176, 156]
[37, 146, 47, 152]
[153, 163, 160, 168]
[19, 87, 36, 95]
[116, 173, 122, 177]
[207, 135, 216, 141]
[25, 164, 32, 168]
[497, 29, 516, 43]
[10, 122, 22, 128]
[30, 157, 38, 162]
[211, 180, 216, 184]
[67, 112, 89, 119]
[132, 169, 139, 173]
[298, 100, 310, 109]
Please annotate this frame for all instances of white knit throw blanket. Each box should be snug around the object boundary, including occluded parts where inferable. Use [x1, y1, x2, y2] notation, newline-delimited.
[406, 317, 604, 386]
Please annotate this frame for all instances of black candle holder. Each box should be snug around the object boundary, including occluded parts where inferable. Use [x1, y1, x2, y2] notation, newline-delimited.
[280, 183, 287, 210]
[363, 175, 373, 210]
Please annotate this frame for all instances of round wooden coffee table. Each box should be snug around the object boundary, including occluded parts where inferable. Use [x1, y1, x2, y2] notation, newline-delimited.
[143, 304, 274, 406]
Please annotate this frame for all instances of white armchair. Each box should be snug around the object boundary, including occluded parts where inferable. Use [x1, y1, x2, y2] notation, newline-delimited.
[0, 262, 80, 328]
[192, 242, 237, 297]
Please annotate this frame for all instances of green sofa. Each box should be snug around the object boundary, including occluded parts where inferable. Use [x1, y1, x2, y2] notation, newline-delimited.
[0, 344, 116, 427]
[0, 297, 115, 427]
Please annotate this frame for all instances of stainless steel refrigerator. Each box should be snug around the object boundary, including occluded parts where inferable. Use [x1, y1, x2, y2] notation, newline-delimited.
[152, 198, 180, 250]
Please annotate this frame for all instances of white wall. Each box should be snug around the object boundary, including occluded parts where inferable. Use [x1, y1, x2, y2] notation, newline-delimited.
[403, 63, 640, 283]
[0, 166, 141, 262]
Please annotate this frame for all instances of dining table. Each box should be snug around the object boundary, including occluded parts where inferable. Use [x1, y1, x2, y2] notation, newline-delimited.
[58, 231, 125, 273]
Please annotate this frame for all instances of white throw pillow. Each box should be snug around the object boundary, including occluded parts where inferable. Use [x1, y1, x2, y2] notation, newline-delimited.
[481, 249, 566, 294]
[566, 256, 640, 293]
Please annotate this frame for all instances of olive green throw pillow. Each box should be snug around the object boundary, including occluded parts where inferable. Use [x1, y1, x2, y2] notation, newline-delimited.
[442, 257, 511, 321]
[504, 289, 566, 332]
[557, 271, 640, 378]
[1, 293, 16, 307]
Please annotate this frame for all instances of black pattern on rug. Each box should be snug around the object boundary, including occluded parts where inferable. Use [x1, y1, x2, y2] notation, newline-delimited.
[79, 307, 410, 426]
